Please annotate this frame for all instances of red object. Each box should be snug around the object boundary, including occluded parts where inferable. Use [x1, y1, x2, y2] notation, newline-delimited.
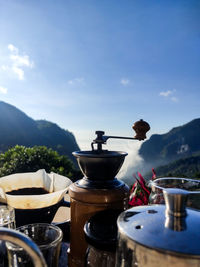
[129, 169, 156, 207]
[152, 168, 156, 180]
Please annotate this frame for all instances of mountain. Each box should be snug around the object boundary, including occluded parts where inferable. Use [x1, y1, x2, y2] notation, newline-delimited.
[0, 101, 79, 164]
[139, 118, 200, 170]
[144, 153, 200, 179]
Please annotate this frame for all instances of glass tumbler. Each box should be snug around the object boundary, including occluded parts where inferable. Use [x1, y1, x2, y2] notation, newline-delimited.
[7, 223, 63, 267]
[0, 205, 16, 267]
[149, 177, 200, 210]
[0, 205, 16, 229]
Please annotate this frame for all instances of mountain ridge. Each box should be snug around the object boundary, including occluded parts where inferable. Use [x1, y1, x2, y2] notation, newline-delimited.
[139, 118, 200, 167]
[138, 118, 200, 178]
[0, 101, 79, 164]
[144, 152, 200, 179]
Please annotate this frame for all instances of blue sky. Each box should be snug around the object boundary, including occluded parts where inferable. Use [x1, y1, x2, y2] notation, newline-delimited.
[0, 0, 200, 151]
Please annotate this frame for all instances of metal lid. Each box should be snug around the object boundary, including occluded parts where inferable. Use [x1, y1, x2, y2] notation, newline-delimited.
[117, 188, 200, 256]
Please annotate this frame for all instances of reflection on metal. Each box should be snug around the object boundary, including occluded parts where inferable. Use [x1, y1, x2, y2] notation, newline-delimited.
[164, 188, 188, 217]
[123, 211, 141, 222]
[165, 215, 186, 231]
[164, 188, 188, 231]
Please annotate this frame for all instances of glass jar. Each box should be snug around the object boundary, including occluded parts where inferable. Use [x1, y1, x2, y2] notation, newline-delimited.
[86, 246, 116, 267]
[149, 177, 200, 209]
[84, 209, 122, 267]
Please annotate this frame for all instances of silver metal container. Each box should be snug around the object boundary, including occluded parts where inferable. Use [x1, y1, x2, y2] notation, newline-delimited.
[116, 188, 200, 267]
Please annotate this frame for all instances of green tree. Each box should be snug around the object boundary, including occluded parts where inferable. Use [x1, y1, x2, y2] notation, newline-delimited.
[0, 145, 81, 181]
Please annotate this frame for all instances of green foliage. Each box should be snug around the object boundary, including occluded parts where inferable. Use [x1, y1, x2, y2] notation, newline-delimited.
[0, 145, 81, 181]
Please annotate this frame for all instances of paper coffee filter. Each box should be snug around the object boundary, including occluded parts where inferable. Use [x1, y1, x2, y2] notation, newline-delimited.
[0, 169, 72, 209]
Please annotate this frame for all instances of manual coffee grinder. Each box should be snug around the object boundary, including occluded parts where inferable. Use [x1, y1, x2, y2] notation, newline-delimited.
[68, 119, 150, 267]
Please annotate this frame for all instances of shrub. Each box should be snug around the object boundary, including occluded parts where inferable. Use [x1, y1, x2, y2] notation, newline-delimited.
[0, 145, 81, 181]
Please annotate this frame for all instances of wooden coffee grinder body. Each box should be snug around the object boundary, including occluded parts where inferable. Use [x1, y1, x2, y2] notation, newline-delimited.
[68, 180, 129, 267]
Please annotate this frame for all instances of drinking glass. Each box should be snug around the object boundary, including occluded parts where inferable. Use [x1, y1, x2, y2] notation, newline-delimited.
[149, 177, 200, 210]
[0, 205, 16, 267]
[0, 205, 16, 229]
[7, 223, 63, 267]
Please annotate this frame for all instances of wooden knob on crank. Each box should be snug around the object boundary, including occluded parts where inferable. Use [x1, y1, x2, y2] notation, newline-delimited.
[132, 119, 150, 140]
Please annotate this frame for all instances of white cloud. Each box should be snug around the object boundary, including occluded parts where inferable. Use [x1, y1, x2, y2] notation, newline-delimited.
[159, 90, 172, 97]
[10, 54, 34, 68]
[67, 77, 84, 85]
[0, 86, 8, 94]
[8, 44, 18, 53]
[12, 66, 24, 80]
[1, 44, 34, 80]
[159, 89, 179, 102]
[120, 78, 130, 86]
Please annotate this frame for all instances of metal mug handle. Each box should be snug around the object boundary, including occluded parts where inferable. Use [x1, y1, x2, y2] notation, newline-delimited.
[60, 199, 70, 208]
